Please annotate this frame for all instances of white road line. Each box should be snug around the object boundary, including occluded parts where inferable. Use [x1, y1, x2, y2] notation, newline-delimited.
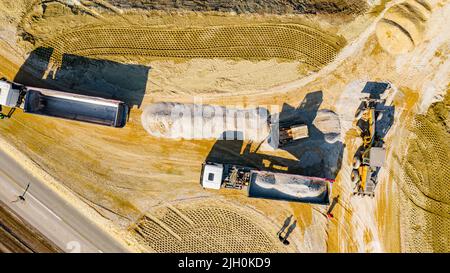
[27, 193, 62, 221]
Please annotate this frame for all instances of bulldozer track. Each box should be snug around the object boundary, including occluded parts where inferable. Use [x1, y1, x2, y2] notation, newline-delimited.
[392, 110, 450, 252]
[399, 116, 450, 213]
[133, 199, 285, 253]
[37, 23, 344, 68]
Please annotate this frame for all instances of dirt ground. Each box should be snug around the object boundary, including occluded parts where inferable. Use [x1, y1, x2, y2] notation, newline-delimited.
[0, 201, 61, 253]
[108, 0, 368, 15]
[0, 0, 448, 252]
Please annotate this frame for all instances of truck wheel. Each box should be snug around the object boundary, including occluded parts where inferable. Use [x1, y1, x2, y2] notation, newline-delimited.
[351, 169, 360, 184]
[352, 156, 361, 169]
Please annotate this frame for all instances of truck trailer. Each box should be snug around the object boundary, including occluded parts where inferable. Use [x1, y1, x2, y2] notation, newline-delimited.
[201, 162, 333, 205]
[0, 79, 128, 127]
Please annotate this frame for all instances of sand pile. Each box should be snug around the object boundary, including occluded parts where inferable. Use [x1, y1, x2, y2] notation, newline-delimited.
[109, 0, 368, 15]
[313, 109, 341, 143]
[142, 102, 342, 144]
[252, 171, 329, 199]
[141, 102, 270, 141]
[376, 0, 431, 55]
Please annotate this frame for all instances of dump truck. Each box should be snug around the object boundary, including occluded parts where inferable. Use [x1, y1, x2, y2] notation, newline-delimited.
[0, 79, 128, 127]
[201, 162, 333, 205]
[351, 97, 386, 197]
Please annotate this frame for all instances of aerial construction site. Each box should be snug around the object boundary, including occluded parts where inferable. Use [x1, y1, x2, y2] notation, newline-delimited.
[0, 0, 448, 253]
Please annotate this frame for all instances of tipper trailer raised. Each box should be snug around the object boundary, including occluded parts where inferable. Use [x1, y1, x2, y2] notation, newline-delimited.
[0, 79, 128, 127]
[201, 162, 333, 205]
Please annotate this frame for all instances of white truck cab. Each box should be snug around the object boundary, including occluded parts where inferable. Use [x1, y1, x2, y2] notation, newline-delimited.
[201, 163, 224, 190]
[0, 80, 21, 107]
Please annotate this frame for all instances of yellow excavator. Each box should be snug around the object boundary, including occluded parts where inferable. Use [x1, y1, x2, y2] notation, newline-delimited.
[351, 97, 386, 197]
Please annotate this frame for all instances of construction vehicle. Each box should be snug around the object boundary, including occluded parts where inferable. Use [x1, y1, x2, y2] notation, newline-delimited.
[0, 79, 128, 127]
[351, 97, 386, 197]
[269, 122, 309, 148]
[278, 124, 309, 146]
[201, 162, 333, 204]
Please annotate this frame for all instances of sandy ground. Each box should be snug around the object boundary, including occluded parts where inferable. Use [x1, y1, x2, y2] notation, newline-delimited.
[0, 0, 448, 252]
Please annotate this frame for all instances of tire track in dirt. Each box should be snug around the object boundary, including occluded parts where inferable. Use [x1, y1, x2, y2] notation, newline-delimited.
[133, 198, 287, 253]
[37, 23, 345, 70]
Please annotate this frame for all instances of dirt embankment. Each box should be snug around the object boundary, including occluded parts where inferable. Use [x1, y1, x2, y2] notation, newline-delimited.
[376, 0, 432, 55]
[108, 0, 368, 15]
[0, 201, 61, 253]
[39, 23, 344, 68]
[141, 102, 270, 141]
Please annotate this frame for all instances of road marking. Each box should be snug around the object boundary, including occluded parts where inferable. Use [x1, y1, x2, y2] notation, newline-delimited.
[0, 167, 62, 220]
[28, 193, 62, 221]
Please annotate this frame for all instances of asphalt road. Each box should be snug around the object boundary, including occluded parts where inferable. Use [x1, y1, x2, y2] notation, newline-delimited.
[0, 149, 129, 253]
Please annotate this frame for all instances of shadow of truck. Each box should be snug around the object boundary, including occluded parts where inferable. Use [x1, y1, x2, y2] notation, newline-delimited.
[14, 47, 150, 109]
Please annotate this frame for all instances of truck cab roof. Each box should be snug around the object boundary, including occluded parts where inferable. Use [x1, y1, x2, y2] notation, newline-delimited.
[0, 80, 21, 107]
[201, 163, 223, 190]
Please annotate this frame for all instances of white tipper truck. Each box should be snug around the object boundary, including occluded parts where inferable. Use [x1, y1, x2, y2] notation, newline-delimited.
[0, 79, 128, 127]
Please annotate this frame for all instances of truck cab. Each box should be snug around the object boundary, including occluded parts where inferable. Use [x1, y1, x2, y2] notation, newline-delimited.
[201, 163, 224, 190]
[0, 80, 23, 108]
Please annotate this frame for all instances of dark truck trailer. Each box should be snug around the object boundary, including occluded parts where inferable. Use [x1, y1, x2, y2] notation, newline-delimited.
[248, 170, 332, 204]
[24, 89, 128, 128]
[200, 162, 333, 205]
[0, 79, 128, 127]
